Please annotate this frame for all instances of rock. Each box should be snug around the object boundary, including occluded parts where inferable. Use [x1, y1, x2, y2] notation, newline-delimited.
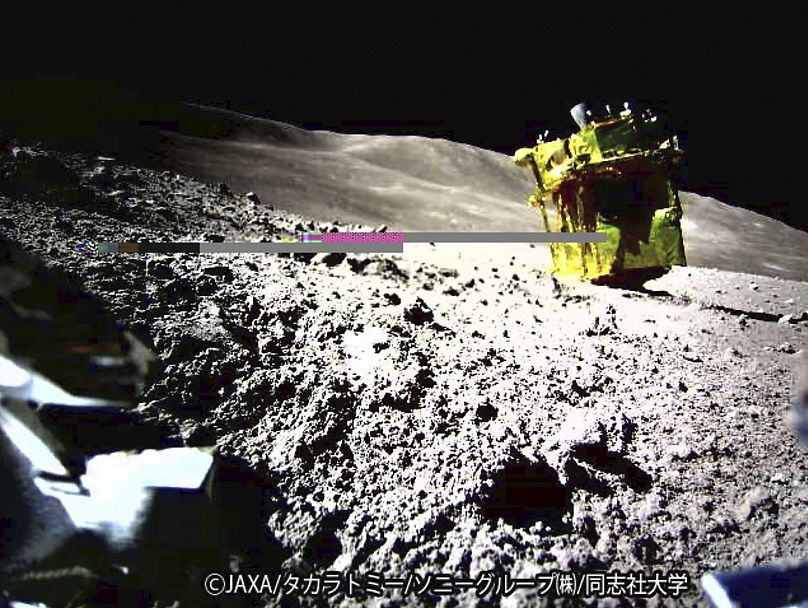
[572, 511, 599, 546]
[181, 423, 217, 447]
[87, 164, 115, 188]
[736, 487, 777, 521]
[776, 342, 798, 354]
[669, 443, 696, 460]
[475, 403, 498, 422]
[245, 191, 261, 204]
[217, 182, 231, 195]
[748, 282, 759, 291]
[201, 265, 234, 281]
[319, 252, 346, 267]
[404, 298, 434, 325]
[292, 252, 317, 263]
[383, 292, 401, 305]
[542, 408, 608, 482]
[146, 260, 174, 280]
[631, 534, 661, 564]
[585, 305, 618, 336]
[203, 233, 226, 242]
[347, 257, 372, 273]
[778, 314, 794, 324]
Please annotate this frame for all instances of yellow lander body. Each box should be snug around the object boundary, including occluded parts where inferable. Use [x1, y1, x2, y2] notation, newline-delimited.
[514, 102, 687, 285]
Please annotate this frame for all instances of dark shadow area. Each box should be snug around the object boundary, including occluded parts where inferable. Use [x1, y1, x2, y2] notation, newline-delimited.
[215, 454, 290, 574]
[481, 455, 572, 532]
[301, 510, 351, 567]
[0, 80, 263, 165]
[590, 267, 671, 290]
[36, 406, 181, 455]
[705, 303, 783, 323]
[572, 445, 654, 493]
[617, 284, 675, 298]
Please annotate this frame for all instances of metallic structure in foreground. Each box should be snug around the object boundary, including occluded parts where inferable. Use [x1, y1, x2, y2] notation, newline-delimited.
[0, 236, 222, 607]
[514, 101, 687, 285]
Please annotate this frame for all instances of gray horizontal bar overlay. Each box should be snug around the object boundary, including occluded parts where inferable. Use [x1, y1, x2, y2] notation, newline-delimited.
[404, 232, 606, 243]
[198, 243, 403, 253]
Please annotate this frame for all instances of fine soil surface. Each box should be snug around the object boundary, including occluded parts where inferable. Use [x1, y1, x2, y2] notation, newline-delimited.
[1, 142, 807, 607]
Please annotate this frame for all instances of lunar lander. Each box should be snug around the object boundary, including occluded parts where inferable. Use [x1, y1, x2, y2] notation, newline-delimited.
[514, 102, 687, 285]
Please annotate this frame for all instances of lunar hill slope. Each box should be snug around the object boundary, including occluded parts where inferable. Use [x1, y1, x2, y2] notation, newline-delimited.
[0, 141, 807, 608]
[155, 103, 808, 283]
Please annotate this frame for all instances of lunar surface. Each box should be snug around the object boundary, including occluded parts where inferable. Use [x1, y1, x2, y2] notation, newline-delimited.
[1, 114, 807, 607]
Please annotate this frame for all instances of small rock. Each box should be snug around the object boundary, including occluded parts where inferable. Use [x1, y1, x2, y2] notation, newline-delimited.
[245, 191, 261, 204]
[292, 252, 317, 263]
[669, 444, 695, 460]
[347, 257, 372, 273]
[384, 292, 402, 305]
[201, 265, 234, 281]
[475, 403, 498, 422]
[203, 233, 226, 242]
[319, 252, 346, 267]
[748, 282, 759, 291]
[778, 314, 794, 324]
[146, 260, 174, 280]
[217, 182, 231, 195]
[776, 342, 798, 354]
[631, 534, 661, 564]
[585, 304, 618, 336]
[182, 424, 217, 447]
[404, 298, 434, 325]
[736, 487, 777, 521]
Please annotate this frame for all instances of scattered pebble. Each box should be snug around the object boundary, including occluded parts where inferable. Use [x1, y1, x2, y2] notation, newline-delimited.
[669, 444, 696, 460]
[736, 487, 777, 521]
[403, 298, 434, 325]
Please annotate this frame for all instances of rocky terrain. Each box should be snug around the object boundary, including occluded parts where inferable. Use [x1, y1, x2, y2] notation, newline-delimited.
[1, 140, 807, 607]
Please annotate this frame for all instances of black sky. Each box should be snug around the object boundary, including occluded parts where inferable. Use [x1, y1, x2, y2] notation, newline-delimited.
[3, 4, 805, 228]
